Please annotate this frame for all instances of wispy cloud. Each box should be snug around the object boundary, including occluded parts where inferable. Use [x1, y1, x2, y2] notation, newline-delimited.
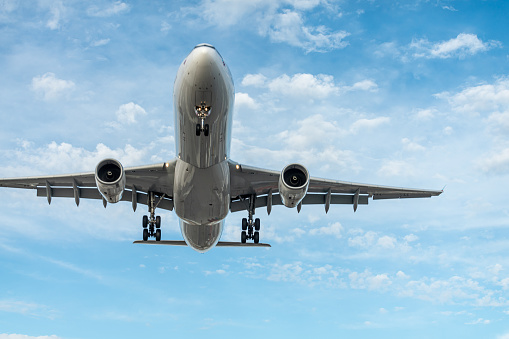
[87, 1, 130, 17]
[410, 33, 501, 59]
[31, 73, 75, 101]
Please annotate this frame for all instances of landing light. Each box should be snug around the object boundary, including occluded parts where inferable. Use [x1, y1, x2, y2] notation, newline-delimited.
[165, 163, 169, 168]
[236, 164, 240, 170]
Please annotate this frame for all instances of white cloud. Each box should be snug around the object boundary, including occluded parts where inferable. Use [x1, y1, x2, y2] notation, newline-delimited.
[414, 108, 436, 120]
[235, 92, 258, 110]
[436, 77, 509, 115]
[91, 38, 110, 47]
[498, 333, 509, 339]
[402, 138, 426, 152]
[0, 141, 148, 176]
[349, 117, 390, 134]
[192, 0, 349, 52]
[87, 1, 130, 17]
[346, 80, 378, 92]
[268, 73, 339, 100]
[377, 235, 397, 249]
[45, 1, 65, 30]
[410, 33, 501, 59]
[0, 335, 62, 339]
[377, 159, 414, 177]
[404, 234, 418, 242]
[479, 148, 509, 174]
[349, 270, 392, 291]
[465, 318, 490, 325]
[265, 10, 349, 53]
[31, 73, 75, 101]
[309, 222, 343, 239]
[0, 300, 57, 320]
[241, 73, 267, 87]
[116, 102, 148, 124]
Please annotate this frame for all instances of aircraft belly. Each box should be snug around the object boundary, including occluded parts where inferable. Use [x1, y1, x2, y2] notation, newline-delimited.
[173, 159, 230, 226]
[180, 220, 224, 253]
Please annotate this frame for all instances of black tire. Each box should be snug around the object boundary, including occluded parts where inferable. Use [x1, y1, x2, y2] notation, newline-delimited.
[142, 215, 148, 228]
[242, 218, 247, 230]
[204, 124, 209, 136]
[143, 228, 149, 241]
[196, 124, 201, 136]
[241, 231, 247, 243]
[155, 229, 161, 241]
[254, 231, 259, 244]
[156, 216, 161, 228]
[254, 218, 260, 231]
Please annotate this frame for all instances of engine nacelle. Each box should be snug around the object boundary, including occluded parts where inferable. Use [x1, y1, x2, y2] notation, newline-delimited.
[95, 158, 126, 203]
[278, 163, 309, 208]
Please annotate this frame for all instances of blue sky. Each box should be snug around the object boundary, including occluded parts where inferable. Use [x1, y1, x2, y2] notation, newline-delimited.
[1, 0, 509, 338]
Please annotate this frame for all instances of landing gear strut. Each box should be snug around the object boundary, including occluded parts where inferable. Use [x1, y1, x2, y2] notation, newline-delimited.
[142, 192, 163, 241]
[240, 195, 260, 244]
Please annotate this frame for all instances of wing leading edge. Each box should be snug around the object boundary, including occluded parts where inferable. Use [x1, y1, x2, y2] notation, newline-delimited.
[228, 161, 442, 213]
[0, 160, 177, 211]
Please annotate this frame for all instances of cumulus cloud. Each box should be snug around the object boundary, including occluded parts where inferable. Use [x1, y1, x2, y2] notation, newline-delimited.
[349, 270, 392, 291]
[235, 92, 258, 110]
[436, 77, 509, 116]
[268, 73, 339, 99]
[349, 117, 390, 134]
[0, 141, 147, 176]
[31, 73, 75, 101]
[241, 73, 268, 87]
[410, 33, 501, 59]
[265, 10, 349, 53]
[309, 222, 343, 239]
[116, 102, 148, 124]
[191, 0, 349, 52]
[402, 138, 426, 152]
[87, 1, 130, 17]
[479, 148, 509, 174]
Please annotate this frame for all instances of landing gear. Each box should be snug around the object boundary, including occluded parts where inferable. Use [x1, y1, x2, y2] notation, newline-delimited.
[195, 123, 209, 136]
[142, 191, 164, 241]
[240, 195, 261, 244]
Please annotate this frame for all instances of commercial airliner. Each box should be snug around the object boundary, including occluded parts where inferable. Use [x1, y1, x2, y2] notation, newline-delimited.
[0, 44, 442, 253]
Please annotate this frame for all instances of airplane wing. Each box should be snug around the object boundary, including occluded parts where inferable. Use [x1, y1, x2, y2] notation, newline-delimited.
[228, 161, 442, 213]
[0, 160, 177, 211]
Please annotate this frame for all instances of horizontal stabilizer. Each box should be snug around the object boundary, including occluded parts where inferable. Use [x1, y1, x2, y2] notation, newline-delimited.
[133, 240, 271, 247]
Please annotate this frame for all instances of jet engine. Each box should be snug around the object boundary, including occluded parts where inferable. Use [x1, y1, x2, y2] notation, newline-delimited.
[278, 163, 309, 208]
[95, 158, 126, 203]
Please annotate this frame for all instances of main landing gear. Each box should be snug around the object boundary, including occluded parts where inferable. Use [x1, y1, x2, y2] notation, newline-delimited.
[142, 192, 162, 241]
[240, 195, 260, 244]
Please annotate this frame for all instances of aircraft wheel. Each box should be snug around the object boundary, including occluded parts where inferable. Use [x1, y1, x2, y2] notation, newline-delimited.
[242, 218, 247, 230]
[143, 228, 149, 241]
[196, 124, 201, 136]
[241, 231, 247, 243]
[156, 216, 161, 228]
[254, 232, 259, 244]
[204, 124, 209, 136]
[254, 218, 260, 231]
[155, 229, 161, 241]
[142, 215, 148, 228]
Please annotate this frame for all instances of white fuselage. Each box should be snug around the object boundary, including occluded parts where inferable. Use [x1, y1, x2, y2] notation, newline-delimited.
[172, 44, 234, 252]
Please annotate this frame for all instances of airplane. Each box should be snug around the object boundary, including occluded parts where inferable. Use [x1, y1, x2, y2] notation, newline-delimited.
[0, 43, 442, 253]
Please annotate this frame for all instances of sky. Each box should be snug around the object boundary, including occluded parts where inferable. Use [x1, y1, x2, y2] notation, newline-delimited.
[1, 0, 509, 338]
